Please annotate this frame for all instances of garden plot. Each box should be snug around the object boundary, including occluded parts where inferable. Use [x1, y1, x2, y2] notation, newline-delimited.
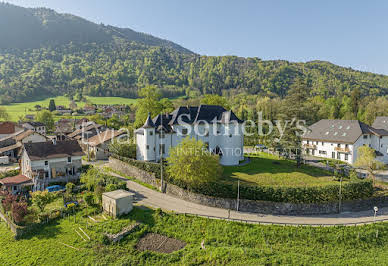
[136, 233, 186, 253]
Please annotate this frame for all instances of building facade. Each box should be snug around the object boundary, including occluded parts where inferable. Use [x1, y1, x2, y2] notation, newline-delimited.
[135, 105, 244, 166]
[22, 122, 46, 135]
[302, 119, 388, 165]
[21, 140, 84, 191]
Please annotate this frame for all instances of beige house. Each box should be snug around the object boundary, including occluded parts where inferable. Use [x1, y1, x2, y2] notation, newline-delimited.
[87, 130, 127, 160]
[21, 140, 85, 191]
[102, 190, 134, 218]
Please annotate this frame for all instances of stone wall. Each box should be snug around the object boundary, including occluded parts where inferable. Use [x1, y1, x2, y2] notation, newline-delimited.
[109, 157, 159, 187]
[109, 157, 388, 215]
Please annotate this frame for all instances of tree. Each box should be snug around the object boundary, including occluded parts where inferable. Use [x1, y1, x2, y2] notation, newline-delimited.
[69, 101, 77, 110]
[66, 182, 75, 195]
[278, 77, 310, 167]
[167, 137, 223, 186]
[134, 85, 162, 128]
[11, 200, 28, 225]
[160, 98, 175, 113]
[109, 141, 136, 159]
[48, 99, 56, 112]
[36, 110, 54, 131]
[2, 193, 17, 212]
[30, 191, 55, 213]
[354, 146, 385, 186]
[83, 192, 94, 207]
[0, 107, 9, 121]
[200, 94, 230, 109]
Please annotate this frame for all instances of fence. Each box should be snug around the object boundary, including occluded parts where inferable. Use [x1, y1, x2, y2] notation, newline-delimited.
[183, 212, 388, 227]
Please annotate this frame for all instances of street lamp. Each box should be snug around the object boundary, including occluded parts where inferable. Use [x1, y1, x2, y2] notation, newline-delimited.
[374, 206, 379, 223]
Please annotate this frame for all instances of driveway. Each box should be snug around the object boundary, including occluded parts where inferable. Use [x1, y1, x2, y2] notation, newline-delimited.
[106, 170, 388, 226]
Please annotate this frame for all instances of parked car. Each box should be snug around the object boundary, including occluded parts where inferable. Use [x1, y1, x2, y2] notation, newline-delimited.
[46, 185, 65, 192]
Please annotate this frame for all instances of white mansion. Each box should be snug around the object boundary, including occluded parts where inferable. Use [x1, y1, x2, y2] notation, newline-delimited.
[135, 105, 244, 166]
[302, 117, 388, 165]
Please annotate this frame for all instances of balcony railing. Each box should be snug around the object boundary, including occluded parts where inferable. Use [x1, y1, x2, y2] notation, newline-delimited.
[334, 147, 350, 153]
[303, 144, 316, 149]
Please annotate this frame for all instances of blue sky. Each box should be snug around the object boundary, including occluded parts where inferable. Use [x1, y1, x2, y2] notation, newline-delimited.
[5, 0, 388, 75]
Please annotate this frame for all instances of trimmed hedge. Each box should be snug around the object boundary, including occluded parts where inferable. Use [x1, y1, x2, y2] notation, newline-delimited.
[111, 155, 374, 204]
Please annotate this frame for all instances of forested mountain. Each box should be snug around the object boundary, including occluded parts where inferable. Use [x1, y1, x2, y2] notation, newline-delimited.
[0, 3, 192, 52]
[1, 2, 388, 104]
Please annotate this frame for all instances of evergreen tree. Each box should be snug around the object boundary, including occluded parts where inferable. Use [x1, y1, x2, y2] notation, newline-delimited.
[278, 77, 310, 167]
[48, 99, 56, 112]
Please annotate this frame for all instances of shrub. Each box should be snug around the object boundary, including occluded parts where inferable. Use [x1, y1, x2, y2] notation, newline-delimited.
[30, 191, 55, 213]
[66, 182, 75, 194]
[11, 201, 28, 225]
[83, 192, 95, 206]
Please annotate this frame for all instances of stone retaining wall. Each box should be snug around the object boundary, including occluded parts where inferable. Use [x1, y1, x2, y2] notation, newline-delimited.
[109, 157, 388, 215]
[109, 157, 159, 187]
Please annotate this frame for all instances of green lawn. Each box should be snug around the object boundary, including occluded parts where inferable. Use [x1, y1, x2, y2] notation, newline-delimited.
[222, 152, 336, 187]
[1, 207, 388, 265]
[1, 96, 137, 121]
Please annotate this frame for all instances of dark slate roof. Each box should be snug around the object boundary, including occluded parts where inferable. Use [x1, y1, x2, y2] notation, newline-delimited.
[24, 140, 84, 161]
[142, 114, 155, 128]
[153, 114, 174, 133]
[303, 119, 379, 144]
[372, 117, 388, 131]
[139, 105, 242, 131]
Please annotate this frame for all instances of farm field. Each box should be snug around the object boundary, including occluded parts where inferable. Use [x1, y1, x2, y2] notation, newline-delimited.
[1, 207, 388, 265]
[1, 96, 137, 121]
[222, 152, 337, 187]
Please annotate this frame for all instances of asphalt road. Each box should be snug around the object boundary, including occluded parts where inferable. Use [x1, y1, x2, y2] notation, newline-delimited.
[107, 171, 388, 226]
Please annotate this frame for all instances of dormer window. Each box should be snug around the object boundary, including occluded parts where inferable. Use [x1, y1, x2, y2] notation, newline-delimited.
[150, 131, 153, 136]
[67, 157, 72, 163]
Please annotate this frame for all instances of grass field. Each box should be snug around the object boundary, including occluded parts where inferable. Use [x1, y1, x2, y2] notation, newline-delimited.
[1, 207, 388, 265]
[1, 96, 137, 121]
[222, 152, 336, 187]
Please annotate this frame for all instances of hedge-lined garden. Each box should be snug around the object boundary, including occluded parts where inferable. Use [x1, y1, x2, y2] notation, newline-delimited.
[111, 154, 374, 204]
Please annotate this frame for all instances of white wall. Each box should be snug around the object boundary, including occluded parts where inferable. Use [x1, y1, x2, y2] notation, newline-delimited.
[303, 134, 388, 165]
[137, 122, 244, 166]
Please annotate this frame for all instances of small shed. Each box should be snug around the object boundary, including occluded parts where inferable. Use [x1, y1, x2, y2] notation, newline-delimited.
[102, 190, 134, 218]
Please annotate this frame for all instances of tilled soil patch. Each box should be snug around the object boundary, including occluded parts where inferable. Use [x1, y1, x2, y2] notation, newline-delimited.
[136, 233, 186, 253]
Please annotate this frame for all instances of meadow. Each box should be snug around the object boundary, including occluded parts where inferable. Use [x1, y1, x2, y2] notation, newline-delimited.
[0, 207, 388, 265]
[222, 152, 336, 187]
[1, 96, 137, 121]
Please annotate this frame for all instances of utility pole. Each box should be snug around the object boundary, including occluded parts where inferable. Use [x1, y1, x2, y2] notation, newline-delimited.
[160, 113, 164, 193]
[237, 180, 240, 211]
[338, 175, 343, 213]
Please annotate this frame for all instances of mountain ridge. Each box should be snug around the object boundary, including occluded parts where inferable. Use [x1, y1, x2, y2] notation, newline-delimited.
[0, 3, 387, 104]
[0, 2, 193, 54]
